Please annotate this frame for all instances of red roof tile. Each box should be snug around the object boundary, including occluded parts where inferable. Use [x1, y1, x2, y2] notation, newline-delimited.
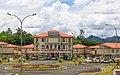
[73, 44, 86, 48]
[33, 33, 48, 38]
[88, 45, 100, 48]
[7, 44, 19, 48]
[0, 42, 8, 45]
[33, 30, 74, 38]
[60, 32, 74, 38]
[100, 43, 120, 48]
[22, 44, 34, 49]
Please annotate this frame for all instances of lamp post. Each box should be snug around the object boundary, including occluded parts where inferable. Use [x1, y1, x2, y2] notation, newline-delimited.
[105, 24, 118, 58]
[7, 13, 36, 74]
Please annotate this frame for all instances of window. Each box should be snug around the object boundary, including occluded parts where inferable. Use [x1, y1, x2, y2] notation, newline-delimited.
[63, 45, 65, 49]
[116, 49, 118, 53]
[46, 38, 48, 43]
[36, 45, 38, 50]
[49, 32, 58, 36]
[112, 49, 114, 53]
[41, 45, 44, 49]
[47, 45, 49, 49]
[59, 38, 60, 42]
[50, 45, 52, 49]
[76, 49, 78, 52]
[69, 38, 71, 43]
[36, 38, 38, 43]
[62, 38, 65, 42]
[54, 45, 57, 49]
[41, 38, 44, 42]
[58, 45, 60, 50]
[95, 50, 97, 54]
[68, 45, 71, 50]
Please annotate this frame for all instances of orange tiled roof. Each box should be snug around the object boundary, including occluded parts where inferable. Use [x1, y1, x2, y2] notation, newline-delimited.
[88, 45, 100, 48]
[59, 32, 74, 38]
[100, 43, 120, 48]
[33, 33, 48, 38]
[33, 30, 74, 38]
[22, 44, 34, 49]
[0, 42, 8, 45]
[7, 44, 19, 48]
[73, 44, 86, 48]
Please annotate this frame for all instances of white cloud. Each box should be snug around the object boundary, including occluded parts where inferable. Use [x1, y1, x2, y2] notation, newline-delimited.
[0, 0, 120, 38]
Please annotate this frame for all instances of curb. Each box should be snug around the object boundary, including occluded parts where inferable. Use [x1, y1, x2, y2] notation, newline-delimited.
[93, 67, 104, 75]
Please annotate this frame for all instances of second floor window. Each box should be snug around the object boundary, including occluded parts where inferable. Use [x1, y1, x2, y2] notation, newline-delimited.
[62, 38, 65, 42]
[36, 38, 38, 43]
[41, 38, 44, 42]
[112, 49, 114, 53]
[69, 38, 71, 43]
[36, 45, 38, 50]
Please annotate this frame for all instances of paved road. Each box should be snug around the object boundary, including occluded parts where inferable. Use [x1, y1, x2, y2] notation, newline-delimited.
[0, 60, 110, 75]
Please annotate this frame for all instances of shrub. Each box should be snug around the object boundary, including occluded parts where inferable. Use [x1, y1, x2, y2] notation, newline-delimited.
[7, 58, 10, 62]
[72, 58, 76, 62]
[0, 58, 2, 63]
[18, 58, 26, 63]
[58, 58, 63, 63]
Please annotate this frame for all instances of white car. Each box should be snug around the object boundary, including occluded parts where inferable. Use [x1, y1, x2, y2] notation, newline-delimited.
[85, 58, 93, 63]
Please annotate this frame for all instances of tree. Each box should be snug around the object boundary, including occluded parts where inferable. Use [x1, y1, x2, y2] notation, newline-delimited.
[6, 28, 12, 34]
[79, 29, 84, 38]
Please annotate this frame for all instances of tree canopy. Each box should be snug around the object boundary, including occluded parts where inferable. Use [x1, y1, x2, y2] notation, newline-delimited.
[0, 28, 33, 46]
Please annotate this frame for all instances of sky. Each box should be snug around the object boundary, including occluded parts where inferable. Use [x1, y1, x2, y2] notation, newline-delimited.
[0, 0, 120, 38]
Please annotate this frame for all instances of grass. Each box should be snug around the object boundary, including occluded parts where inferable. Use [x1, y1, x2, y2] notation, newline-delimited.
[82, 64, 119, 75]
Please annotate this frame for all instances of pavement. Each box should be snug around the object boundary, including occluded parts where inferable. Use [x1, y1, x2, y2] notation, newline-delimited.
[0, 60, 110, 75]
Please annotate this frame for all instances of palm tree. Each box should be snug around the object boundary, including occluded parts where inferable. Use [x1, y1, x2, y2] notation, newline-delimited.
[80, 29, 84, 37]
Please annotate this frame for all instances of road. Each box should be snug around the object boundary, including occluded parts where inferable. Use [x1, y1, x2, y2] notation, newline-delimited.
[0, 60, 110, 75]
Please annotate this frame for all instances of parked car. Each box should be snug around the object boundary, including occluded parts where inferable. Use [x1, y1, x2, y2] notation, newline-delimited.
[31, 54, 38, 60]
[51, 57, 58, 60]
[85, 58, 93, 63]
[100, 59, 109, 63]
[45, 57, 51, 60]
[93, 58, 100, 63]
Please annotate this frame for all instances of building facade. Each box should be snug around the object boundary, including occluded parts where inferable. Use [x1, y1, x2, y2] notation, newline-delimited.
[32, 30, 74, 57]
[0, 42, 19, 57]
[88, 43, 120, 59]
[73, 44, 90, 57]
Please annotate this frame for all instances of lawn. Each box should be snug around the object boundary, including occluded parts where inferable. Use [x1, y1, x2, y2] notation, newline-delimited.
[82, 65, 118, 75]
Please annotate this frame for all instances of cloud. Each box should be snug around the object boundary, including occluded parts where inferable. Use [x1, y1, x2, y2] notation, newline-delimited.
[0, 0, 120, 38]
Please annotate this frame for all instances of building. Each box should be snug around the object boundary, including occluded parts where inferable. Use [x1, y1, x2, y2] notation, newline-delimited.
[0, 42, 19, 57]
[22, 44, 34, 59]
[32, 30, 74, 57]
[88, 43, 120, 59]
[73, 44, 90, 57]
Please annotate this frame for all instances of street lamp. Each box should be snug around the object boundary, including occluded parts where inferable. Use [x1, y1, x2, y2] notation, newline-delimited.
[7, 13, 36, 74]
[105, 24, 118, 58]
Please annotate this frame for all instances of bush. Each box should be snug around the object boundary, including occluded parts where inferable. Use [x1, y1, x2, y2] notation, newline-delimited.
[58, 58, 63, 63]
[7, 58, 10, 62]
[72, 58, 76, 62]
[0, 58, 2, 63]
[18, 58, 26, 63]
